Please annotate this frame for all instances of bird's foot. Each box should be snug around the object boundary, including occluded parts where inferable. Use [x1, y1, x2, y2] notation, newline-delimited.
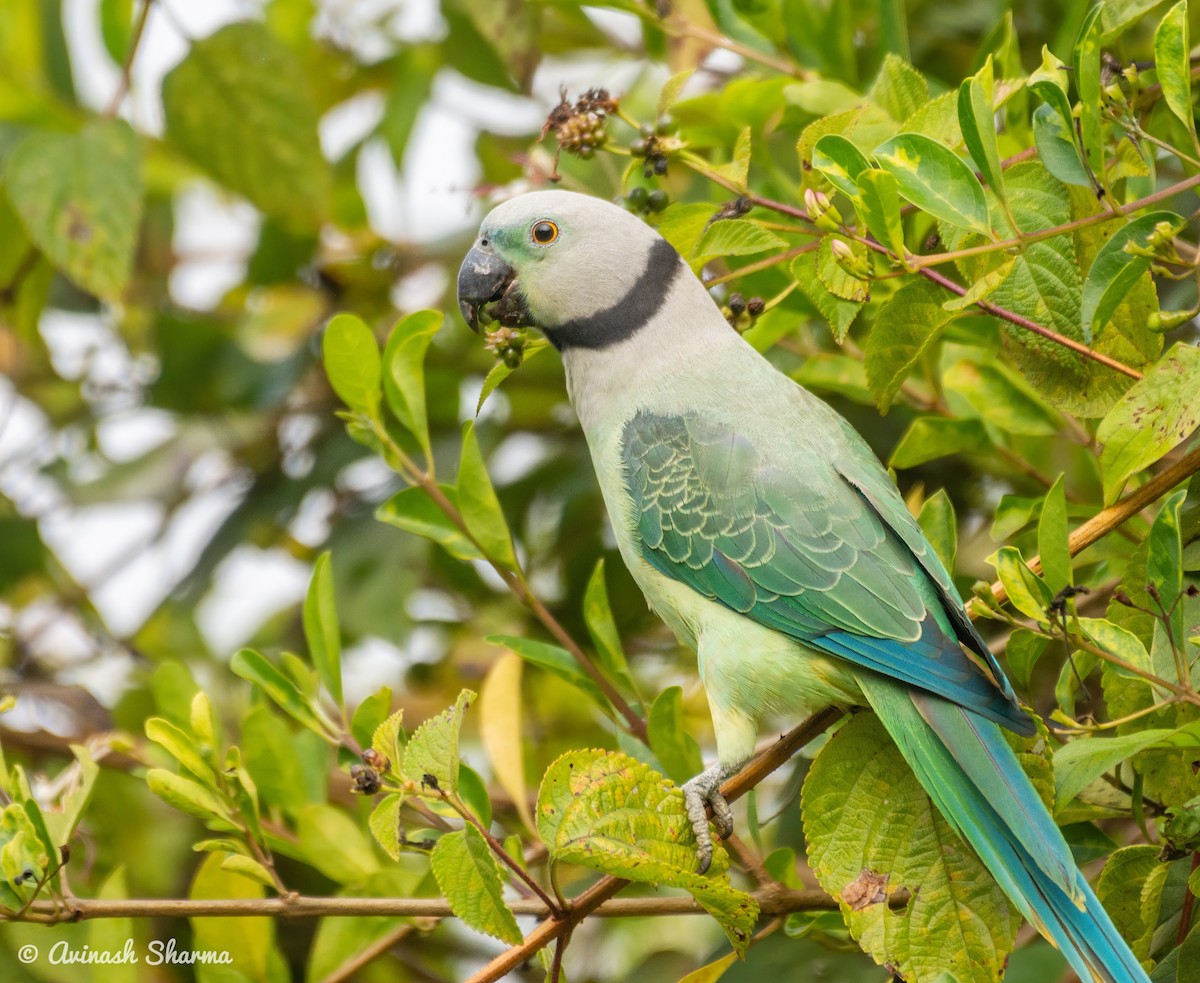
[681, 763, 734, 875]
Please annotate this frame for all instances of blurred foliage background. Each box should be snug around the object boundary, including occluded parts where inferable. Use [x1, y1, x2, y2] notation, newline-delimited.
[1, 0, 1199, 981]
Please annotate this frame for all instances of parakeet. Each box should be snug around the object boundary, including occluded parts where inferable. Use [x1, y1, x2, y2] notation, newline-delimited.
[457, 189, 1149, 983]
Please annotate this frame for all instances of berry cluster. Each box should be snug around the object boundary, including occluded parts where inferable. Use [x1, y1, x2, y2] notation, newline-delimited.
[544, 88, 618, 160]
[630, 115, 676, 177]
[723, 292, 765, 332]
[616, 186, 669, 215]
[485, 326, 527, 369]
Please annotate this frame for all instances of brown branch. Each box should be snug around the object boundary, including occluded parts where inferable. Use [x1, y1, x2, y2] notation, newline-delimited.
[462, 707, 844, 983]
[18, 883, 859, 924]
[105, 0, 155, 117]
[973, 445, 1200, 615]
[438, 789, 562, 918]
[371, 424, 648, 744]
[730, 168, 1200, 383]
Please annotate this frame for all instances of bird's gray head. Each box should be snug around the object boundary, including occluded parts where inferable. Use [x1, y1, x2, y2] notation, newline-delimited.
[456, 190, 685, 351]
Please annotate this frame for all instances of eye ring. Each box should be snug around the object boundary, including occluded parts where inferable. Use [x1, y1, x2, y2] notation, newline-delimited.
[530, 220, 559, 245]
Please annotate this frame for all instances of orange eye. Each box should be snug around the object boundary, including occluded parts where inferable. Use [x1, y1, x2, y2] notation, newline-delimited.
[531, 221, 559, 244]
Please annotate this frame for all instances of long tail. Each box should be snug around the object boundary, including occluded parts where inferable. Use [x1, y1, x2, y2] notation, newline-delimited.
[857, 674, 1149, 983]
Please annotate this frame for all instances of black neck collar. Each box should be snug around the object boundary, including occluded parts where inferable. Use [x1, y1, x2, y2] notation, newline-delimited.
[543, 238, 682, 351]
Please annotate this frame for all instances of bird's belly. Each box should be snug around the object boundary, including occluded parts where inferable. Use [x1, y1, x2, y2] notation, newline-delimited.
[623, 548, 862, 765]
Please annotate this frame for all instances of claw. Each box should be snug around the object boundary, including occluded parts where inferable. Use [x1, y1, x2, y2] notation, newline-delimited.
[681, 763, 734, 875]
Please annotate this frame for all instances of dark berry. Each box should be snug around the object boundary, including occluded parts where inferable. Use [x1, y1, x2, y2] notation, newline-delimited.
[646, 189, 668, 212]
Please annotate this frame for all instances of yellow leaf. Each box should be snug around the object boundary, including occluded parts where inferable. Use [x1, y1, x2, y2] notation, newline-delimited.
[479, 652, 533, 832]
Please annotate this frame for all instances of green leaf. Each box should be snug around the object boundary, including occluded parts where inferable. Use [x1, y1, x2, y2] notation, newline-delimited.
[145, 717, 218, 789]
[710, 127, 752, 190]
[659, 69, 694, 115]
[1032, 103, 1092, 188]
[1096, 846, 1167, 961]
[941, 256, 1017, 311]
[583, 560, 634, 693]
[648, 686, 703, 784]
[803, 713, 1017, 982]
[382, 310, 442, 460]
[457, 762, 493, 828]
[812, 134, 872, 199]
[368, 793, 405, 860]
[372, 709, 405, 773]
[537, 749, 758, 953]
[868, 54, 928, 123]
[958, 56, 1004, 197]
[220, 854, 278, 889]
[987, 546, 1055, 622]
[1037, 475, 1071, 594]
[1054, 719, 1200, 810]
[458, 422, 518, 569]
[1075, 617, 1152, 680]
[1148, 490, 1189, 689]
[948, 162, 1158, 418]
[1005, 629, 1050, 690]
[351, 687, 393, 755]
[431, 825, 523, 944]
[303, 551, 342, 706]
[402, 689, 475, 797]
[1072, 5, 1104, 180]
[47, 745, 99, 846]
[865, 279, 957, 412]
[889, 417, 989, 469]
[188, 853, 274, 979]
[816, 235, 870, 302]
[323, 313, 382, 417]
[5, 119, 142, 299]
[376, 484, 485, 562]
[691, 220, 786, 265]
[942, 360, 1058, 435]
[917, 489, 957, 573]
[146, 769, 234, 826]
[792, 252, 862, 344]
[873, 133, 991, 235]
[230, 648, 335, 737]
[477, 338, 547, 413]
[1080, 211, 1184, 345]
[487, 633, 610, 712]
[1099, 0, 1175, 41]
[99, 0, 133, 64]
[162, 22, 329, 230]
[654, 202, 717, 261]
[1155, 2, 1195, 133]
[854, 168, 907, 261]
[798, 105, 900, 196]
[296, 803, 380, 883]
[1096, 345, 1200, 505]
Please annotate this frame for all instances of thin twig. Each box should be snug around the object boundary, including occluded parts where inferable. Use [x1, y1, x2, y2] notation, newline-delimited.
[440, 790, 562, 918]
[17, 883, 858, 923]
[105, 0, 156, 117]
[371, 423, 648, 744]
[972, 446, 1200, 615]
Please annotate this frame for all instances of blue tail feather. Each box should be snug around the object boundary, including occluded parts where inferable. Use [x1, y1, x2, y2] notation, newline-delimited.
[858, 675, 1150, 983]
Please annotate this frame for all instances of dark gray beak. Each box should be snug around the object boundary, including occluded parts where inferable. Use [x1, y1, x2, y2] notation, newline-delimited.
[457, 245, 516, 332]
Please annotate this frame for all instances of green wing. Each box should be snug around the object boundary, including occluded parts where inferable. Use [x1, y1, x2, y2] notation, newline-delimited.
[621, 410, 1032, 734]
